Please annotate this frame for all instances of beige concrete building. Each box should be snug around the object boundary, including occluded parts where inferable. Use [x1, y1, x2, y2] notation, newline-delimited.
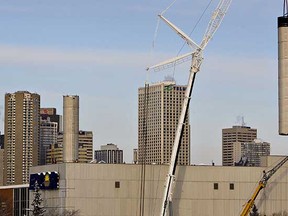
[30, 155, 288, 216]
[4, 91, 40, 185]
[46, 143, 63, 164]
[138, 81, 190, 165]
[222, 125, 257, 166]
[46, 131, 93, 164]
[78, 130, 93, 163]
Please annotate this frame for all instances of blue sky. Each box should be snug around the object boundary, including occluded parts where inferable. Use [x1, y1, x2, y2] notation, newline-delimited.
[0, 0, 286, 164]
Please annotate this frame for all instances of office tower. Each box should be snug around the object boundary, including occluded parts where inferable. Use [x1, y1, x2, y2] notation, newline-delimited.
[40, 108, 62, 132]
[78, 131, 93, 163]
[46, 130, 93, 164]
[46, 143, 63, 164]
[94, 143, 123, 164]
[222, 125, 257, 166]
[63, 95, 79, 163]
[138, 81, 190, 165]
[233, 139, 270, 166]
[39, 119, 58, 165]
[4, 91, 40, 185]
[40, 108, 61, 165]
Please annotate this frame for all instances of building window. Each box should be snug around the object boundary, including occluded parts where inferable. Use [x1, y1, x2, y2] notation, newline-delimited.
[230, 183, 234, 190]
[115, 181, 120, 188]
[214, 183, 218, 190]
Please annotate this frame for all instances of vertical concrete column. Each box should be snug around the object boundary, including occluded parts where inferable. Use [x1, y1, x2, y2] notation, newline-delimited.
[63, 95, 79, 162]
[278, 16, 288, 135]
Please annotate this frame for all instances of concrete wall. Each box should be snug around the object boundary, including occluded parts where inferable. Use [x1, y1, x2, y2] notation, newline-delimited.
[30, 156, 288, 216]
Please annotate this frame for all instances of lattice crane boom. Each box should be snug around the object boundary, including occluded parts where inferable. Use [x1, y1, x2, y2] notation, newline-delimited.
[147, 0, 232, 73]
[146, 52, 193, 72]
[200, 0, 232, 50]
[158, 15, 201, 51]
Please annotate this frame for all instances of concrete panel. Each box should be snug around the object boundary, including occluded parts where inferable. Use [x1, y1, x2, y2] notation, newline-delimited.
[278, 21, 288, 135]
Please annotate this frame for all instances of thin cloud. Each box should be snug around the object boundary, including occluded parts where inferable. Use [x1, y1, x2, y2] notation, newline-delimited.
[125, 4, 157, 13]
[0, 6, 32, 13]
[0, 44, 275, 82]
[0, 45, 151, 68]
[204, 54, 276, 77]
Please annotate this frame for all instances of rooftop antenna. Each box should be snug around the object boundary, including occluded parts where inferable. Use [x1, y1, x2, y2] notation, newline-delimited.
[164, 75, 175, 82]
[241, 116, 246, 126]
[236, 115, 246, 126]
[147, 1, 233, 215]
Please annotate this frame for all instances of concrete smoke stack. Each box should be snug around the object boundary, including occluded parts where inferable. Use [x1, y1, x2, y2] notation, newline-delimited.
[63, 95, 79, 162]
[278, 14, 288, 135]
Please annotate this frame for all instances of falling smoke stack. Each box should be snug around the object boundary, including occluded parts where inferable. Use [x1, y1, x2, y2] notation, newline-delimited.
[63, 95, 79, 162]
[278, 0, 288, 135]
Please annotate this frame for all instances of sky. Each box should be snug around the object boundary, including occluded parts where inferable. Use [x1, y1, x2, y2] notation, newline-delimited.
[0, 0, 286, 165]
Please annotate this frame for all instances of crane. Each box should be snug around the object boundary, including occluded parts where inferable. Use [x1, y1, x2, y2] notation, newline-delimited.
[240, 156, 288, 216]
[147, 0, 232, 215]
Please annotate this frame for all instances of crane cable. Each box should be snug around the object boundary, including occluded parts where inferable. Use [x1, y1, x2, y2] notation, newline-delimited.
[147, 17, 161, 84]
[172, 0, 214, 78]
[149, 0, 177, 81]
[160, 0, 177, 16]
[151, 0, 214, 79]
[139, 83, 149, 216]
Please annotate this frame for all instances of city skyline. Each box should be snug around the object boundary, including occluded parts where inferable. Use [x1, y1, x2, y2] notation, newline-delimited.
[0, 0, 286, 164]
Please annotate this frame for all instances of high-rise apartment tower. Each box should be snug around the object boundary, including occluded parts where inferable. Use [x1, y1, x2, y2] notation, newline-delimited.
[138, 81, 190, 165]
[4, 91, 40, 185]
[222, 125, 257, 166]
